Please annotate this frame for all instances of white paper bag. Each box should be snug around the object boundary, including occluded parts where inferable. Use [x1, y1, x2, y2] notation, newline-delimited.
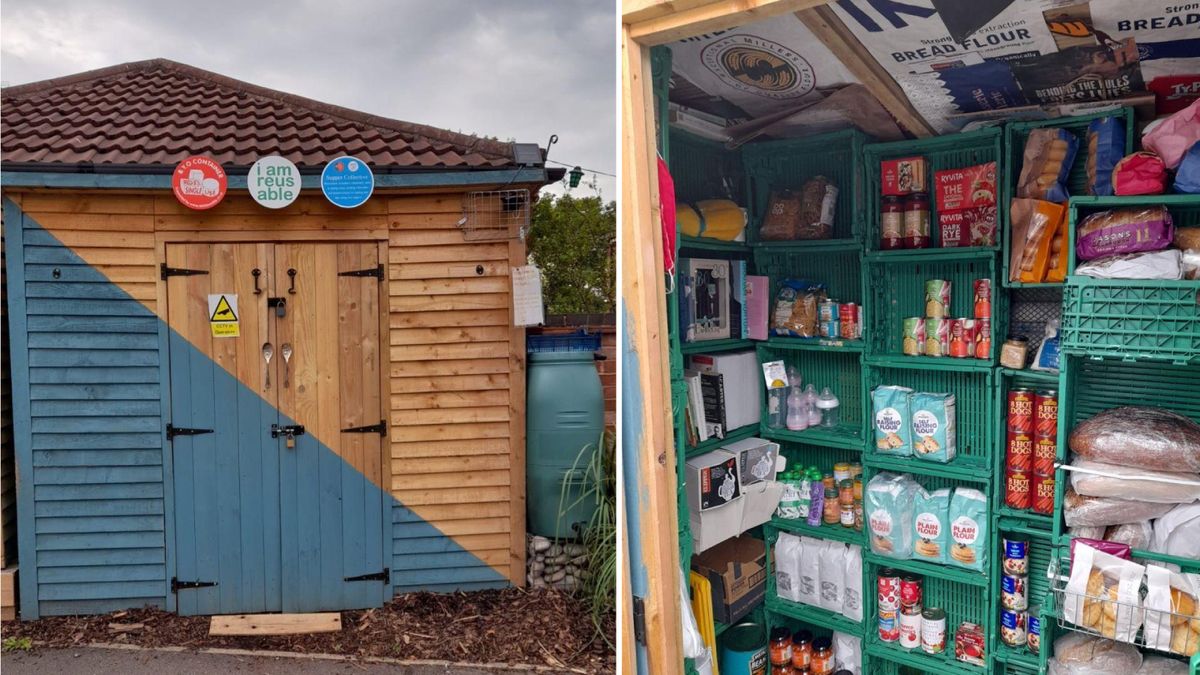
[842, 544, 863, 622]
[774, 533, 803, 603]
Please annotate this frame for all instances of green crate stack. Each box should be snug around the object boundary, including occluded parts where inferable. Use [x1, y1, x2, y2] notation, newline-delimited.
[992, 368, 1060, 530]
[756, 345, 867, 450]
[990, 520, 1056, 673]
[1000, 107, 1135, 288]
[863, 128, 1004, 253]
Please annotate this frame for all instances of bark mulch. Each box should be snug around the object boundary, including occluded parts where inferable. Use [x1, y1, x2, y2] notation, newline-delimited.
[1, 587, 615, 674]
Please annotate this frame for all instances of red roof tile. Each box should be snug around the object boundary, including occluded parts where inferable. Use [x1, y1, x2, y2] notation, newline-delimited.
[1, 58, 518, 170]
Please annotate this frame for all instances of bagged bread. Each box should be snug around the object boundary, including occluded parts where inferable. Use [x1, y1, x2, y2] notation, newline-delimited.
[1063, 542, 1146, 643]
[1137, 655, 1190, 674]
[774, 532, 803, 602]
[1150, 503, 1200, 561]
[948, 488, 988, 572]
[1017, 128, 1078, 202]
[1143, 99, 1200, 169]
[1104, 521, 1154, 550]
[1048, 633, 1143, 674]
[842, 544, 863, 622]
[832, 631, 862, 675]
[1069, 407, 1200, 473]
[1009, 198, 1065, 283]
[1075, 207, 1174, 262]
[1068, 525, 1106, 540]
[1044, 210, 1071, 282]
[1064, 489, 1175, 527]
[1113, 151, 1168, 196]
[1086, 117, 1125, 196]
[817, 540, 846, 612]
[912, 487, 950, 565]
[1143, 565, 1200, 656]
[1068, 458, 1200, 504]
[1075, 250, 1184, 280]
[866, 472, 918, 559]
[797, 536, 821, 606]
[873, 386, 914, 456]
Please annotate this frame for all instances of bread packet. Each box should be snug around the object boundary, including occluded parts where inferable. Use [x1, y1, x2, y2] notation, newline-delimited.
[1009, 198, 1065, 283]
[1063, 542, 1146, 643]
[1087, 117, 1126, 196]
[1143, 565, 1199, 656]
[1017, 128, 1078, 202]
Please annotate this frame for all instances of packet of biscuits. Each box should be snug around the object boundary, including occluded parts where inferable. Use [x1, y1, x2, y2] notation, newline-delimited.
[1064, 542, 1145, 644]
[1144, 564, 1200, 657]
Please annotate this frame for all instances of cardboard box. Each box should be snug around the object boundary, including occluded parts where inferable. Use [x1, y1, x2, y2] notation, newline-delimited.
[935, 162, 996, 212]
[746, 275, 769, 341]
[686, 450, 741, 512]
[881, 156, 927, 195]
[691, 535, 767, 625]
[689, 350, 761, 431]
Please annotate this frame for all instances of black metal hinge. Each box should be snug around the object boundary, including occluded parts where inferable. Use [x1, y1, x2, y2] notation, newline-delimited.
[160, 263, 209, 280]
[632, 596, 646, 645]
[166, 424, 213, 440]
[171, 577, 216, 593]
[341, 420, 386, 436]
[345, 568, 389, 584]
[338, 264, 384, 279]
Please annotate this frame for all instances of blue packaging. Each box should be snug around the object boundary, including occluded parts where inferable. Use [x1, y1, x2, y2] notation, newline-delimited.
[1174, 140, 1200, 194]
[1087, 117, 1126, 196]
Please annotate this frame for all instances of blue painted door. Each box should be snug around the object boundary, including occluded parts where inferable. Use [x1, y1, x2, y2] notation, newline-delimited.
[165, 242, 385, 615]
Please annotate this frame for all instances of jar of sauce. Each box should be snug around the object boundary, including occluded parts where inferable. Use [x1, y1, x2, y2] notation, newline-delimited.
[903, 193, 931, 248]
[1000, 335, 1029, 369]
[823, 485, 840, 525]
[769, 626, 792, 666]
[839, 479, 855, 527]
[811, 636, 834, 675]
[881, 195, 904, 250]
[791, 630, 812, 670]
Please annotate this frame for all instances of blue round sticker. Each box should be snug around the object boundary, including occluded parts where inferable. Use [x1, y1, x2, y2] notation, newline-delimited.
[321, 156, 374, 208]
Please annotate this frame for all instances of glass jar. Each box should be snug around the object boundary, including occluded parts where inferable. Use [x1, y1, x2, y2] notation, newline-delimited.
[790, 630, 812, 670]
[823, 485, 840, 525]
[839, 479, 855, 527]
[770, 626, 793, 666]
[881, 195, 904, 250]
[811, 636, 834, 675]
[1000, 335, 1030, 369]
[904, 193, 931, 249]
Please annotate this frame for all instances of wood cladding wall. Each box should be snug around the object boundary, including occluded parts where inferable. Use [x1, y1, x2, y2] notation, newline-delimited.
[3, 188, 529, 617]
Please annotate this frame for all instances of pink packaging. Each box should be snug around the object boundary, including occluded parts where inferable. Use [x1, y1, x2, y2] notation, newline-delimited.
[746, 275, 769, 341]
[1143, 98, 1200, 169]
[1070, 537, 1131, 560]
[1076, 207, 1175, 261]
[1113, 152, 1167, 196]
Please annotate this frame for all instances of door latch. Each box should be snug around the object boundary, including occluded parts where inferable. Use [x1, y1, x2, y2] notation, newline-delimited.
[267, 297, 287, 318]
[271, 424, 306, 449]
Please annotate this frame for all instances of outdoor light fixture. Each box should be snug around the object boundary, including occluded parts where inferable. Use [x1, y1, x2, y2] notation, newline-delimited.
[568, 166, 584, 188]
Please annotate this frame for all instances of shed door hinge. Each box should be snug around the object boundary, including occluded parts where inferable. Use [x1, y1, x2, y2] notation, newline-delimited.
[341, 420, 386, 436]
[171, 577, 217, 593]
[160, 263, 209, 280]
[345, 568, 389, 584]
[166, 424, 214, 440]
[338, 264, 383, 279]
[632, 596, 646, 645]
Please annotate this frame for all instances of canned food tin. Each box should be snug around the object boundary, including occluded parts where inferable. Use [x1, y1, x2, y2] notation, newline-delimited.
[948, 318, 972, 358]
[925, 280, 951, 319]
[900, 573, 922, 609]
[1002, 573, 1028, 610]
[975, 316, 992, 359]
[1035, 390, 1059, 438]
[1007, 389, 1034, 434]
[920, 608, 947, 655]
[839, 303, 860, 340]
[899, 608, 922, 649]
[1006, 430, 1033, 473]
[1006, 470, 1031, 510]
[1033, 435, 1057, 476]
[819, 299, 838, 323]
[879, 609, 900, 643]
[903, 317, 926, 356]
[1003, 537, 1029, 576]
[925, 317, 950, 357]
[973, 279, 991, 319]
[1032, 474, 1055, 515]
[1000, 608, 1027, 647]
[820, 319, 840, 339]
[1027, 606, 1042, 654]
[878, 568, 900, 611]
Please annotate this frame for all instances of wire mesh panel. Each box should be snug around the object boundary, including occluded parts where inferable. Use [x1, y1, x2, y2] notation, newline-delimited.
[460, 189, 530, 241]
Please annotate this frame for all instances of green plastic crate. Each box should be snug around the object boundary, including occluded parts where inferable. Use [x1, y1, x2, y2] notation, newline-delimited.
[1067, 194, 1200, 275]
[670, 128, 746, 206]
[754, 244, 865, 308]
[756, 344, 867, 449]
[1054, 355, 1200, 571]
[990, 521, 1056, 673]
[1001, 108, 1135, 288]
[742, 129, 869, 243]
[992, 367, 1062, 530]
[1061, 278, 1200, 365]
[863, 128, 1004, 252]
[865, 251, 1002, 364]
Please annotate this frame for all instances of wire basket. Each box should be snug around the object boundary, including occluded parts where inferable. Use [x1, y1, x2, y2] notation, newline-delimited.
[1048, 555, 1200, 659]
[460, 189, 531, 241]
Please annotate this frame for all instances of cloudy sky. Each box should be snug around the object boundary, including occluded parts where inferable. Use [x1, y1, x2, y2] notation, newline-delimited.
[1, 0, 616, 199]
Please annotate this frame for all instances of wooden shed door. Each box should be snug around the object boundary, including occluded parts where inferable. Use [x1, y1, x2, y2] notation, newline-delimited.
[165, 242, 385, 615]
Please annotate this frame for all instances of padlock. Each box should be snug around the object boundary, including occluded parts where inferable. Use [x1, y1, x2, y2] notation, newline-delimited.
[286, 432, 296, 449]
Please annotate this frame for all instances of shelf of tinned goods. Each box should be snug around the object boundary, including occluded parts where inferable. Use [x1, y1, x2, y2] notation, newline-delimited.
[993, 366, 1063, 531]
[989, 521, 1056, 674]
[865, 635, 987, 675]
[764, 336, 866, 352]
[864, 552, 989, 588]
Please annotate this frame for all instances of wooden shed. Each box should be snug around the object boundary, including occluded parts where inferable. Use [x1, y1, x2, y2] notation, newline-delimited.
[0, 59, 557, 619]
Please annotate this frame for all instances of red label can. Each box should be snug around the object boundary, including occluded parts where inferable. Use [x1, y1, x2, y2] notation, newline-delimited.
[1006, 470, 1031, 510]
[839, 302, 860, 340]
[879, 609, 900, 642]
[1035, 390, 1059, 438]
[948, 319, 971, 358]
[975, 316, 992, 359]
[1033, 474, 1055, 515]
[1033, 436, 1057, 476]
[973, 279, 991, 319]
[878, 568, 900, 611]
[900, 573, 922, 609]
[1006, 430, 1033, 473]
[1007, 389, 1034, 434]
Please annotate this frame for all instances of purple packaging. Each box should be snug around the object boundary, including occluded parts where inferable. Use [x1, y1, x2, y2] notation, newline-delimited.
[1076, 206, 1175, 261]
[1069, 537, 1131, 560]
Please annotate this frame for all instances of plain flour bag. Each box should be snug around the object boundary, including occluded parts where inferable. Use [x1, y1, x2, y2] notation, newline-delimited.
[866, 472, 918, 559]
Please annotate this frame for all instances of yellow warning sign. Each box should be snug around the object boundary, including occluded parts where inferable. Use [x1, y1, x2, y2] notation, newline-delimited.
[207, 293, 240, 338]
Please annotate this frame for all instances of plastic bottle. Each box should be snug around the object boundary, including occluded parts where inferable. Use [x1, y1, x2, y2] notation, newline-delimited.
[816, 387, 840, 428]
[803, 384, 821, 427]
[786, 379, 807, 431]
[796, 471, 812, 520]
[767, 387, 786, 429]
[806, 469, 824, 527]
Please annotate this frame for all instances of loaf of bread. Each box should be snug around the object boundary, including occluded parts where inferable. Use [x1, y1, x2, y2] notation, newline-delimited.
[1176, 226, 1200, 251]
[1069, 406, 1200, 473]
[1064, 489, 1175, 527]
[1076, 206, 1174, 261]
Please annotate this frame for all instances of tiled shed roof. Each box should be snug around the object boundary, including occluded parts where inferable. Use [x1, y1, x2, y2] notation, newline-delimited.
[1, 58, 518, 170]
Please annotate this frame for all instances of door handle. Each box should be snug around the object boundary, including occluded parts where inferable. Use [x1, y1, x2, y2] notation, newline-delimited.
[252, 269, 262, 295]
[287, 268, 297, 294]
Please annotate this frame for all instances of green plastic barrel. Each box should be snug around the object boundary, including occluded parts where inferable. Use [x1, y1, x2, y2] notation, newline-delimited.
[526, 351, 603, 539]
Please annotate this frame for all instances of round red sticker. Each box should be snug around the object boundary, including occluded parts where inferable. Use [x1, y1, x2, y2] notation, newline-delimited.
[172, 155, 227, 210]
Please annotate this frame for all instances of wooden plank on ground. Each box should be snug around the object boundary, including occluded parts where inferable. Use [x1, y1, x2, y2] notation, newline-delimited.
[1, 566, 17, 608]
[209, 612, 342, 636]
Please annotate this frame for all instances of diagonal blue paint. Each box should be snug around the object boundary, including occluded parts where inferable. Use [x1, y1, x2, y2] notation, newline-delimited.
[9, 204, 505, 618]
